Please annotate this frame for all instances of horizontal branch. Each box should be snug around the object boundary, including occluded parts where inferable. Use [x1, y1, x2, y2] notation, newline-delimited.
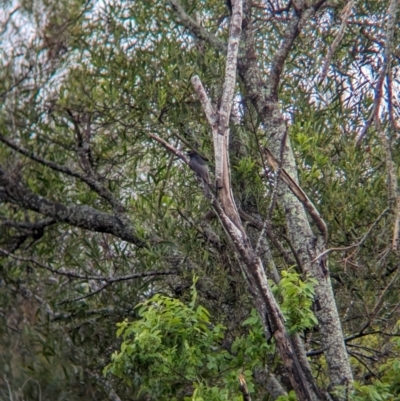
[0, 133, 125, 212]
[0, 247, 176, 305]
[148, 132, 189, 160]
[0, 167, 145, 246]
[51, 307, 135, 321]
[1, 217, 56, 231]
[59, 282, 109, 304]
[0, 247, 175, 282]
[313, 207, 389, 261]
[307, 330, 400, 357]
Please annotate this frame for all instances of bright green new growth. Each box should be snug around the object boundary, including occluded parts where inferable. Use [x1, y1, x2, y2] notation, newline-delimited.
[104, 278, 268, 400]
[104, 273, 320, 400]
[271, 270, 318, 334]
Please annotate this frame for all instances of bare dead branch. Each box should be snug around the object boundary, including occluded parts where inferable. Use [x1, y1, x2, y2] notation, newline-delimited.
[148, 132, 187, 159]
[319, 1, 354, 84]
[270, 6, 314, 97]
[148, 132, 215, 198]
[238, 374, 251, 401]
[255, 134, 287, 255]
[355, 0, 399, 145]
[219, 0, 242, 132]
[189, 2, 318, 399]
[190, 77, 218, 128]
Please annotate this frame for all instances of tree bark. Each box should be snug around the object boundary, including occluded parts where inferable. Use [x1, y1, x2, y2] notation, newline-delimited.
[237, 0, 353, 393]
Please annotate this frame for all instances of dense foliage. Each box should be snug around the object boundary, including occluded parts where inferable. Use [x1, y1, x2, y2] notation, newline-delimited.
[0, 0, 399, 400]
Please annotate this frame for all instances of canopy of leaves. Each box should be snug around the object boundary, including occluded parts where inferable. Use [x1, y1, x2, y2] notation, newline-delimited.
[0, 0, 399, 400]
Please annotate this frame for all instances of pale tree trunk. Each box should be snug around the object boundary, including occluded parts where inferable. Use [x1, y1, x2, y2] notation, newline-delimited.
[166, 0, 354, 398]
[189, 1, 322, 399]
[236, 0, 353, 394]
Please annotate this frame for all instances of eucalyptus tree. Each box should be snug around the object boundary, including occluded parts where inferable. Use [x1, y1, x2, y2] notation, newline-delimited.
[0, 0, 399, 400]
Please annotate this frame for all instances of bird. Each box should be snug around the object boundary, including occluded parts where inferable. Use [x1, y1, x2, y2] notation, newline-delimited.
[187, 151, 211, 196]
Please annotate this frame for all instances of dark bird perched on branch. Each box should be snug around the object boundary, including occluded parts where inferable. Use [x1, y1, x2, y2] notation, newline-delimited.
[187, 151, 211, 196]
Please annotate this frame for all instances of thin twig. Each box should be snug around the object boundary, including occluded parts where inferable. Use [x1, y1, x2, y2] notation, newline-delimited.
[347, 351, 379, 379]
[357, 266, 400, 334]
[346, 330, 400, 343]
[355, 0, 399, 145]
[319, 1, 354, 84]
[0, 134, 124, 212]
[59, 282, 112, 304]
[0, 247, 175, 282]
[313, 208, 389, 261]
[167, 0, 226, 53]
[0, 65, 33, 99]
